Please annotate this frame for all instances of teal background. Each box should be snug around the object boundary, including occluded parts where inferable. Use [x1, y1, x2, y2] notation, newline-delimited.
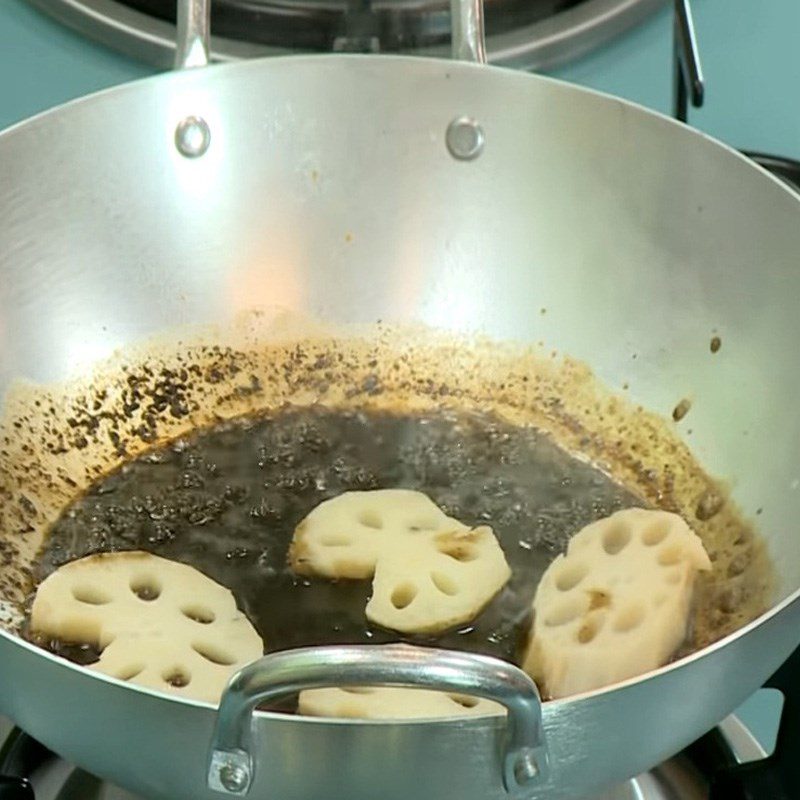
[1, 0, 799, 157]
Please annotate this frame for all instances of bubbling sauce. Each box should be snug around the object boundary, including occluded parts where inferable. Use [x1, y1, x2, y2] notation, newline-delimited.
[34, 406, 645, 665]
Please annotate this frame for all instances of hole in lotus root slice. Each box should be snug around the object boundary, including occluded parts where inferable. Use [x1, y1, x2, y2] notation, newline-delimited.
[181, 605, 216, 624]
[408, 518, 439, 532]
[358, 510, 383, 529]
[554, 561, 588, 592]
[435, 536, 479, 563]
[576, 615, 604, 644]
[448, 694, 479, 708]
[320, 533, 353, 547]
[71, 585, 113, 606]
[192, 642, 237, 666]
[587, 589, 611, 610]
[162, 667, 191, 688]
[613, 603, 646, 633]
[114, 663, 145, 681]
[602, 521, 632, 555]
[130, 575, 162, 601]
[658, 544, 684, 567]
[390, 583, 418, 610]
[544, 596, 585, 627]
[430, 572, 459, 596]
[642, 519, 671, 546]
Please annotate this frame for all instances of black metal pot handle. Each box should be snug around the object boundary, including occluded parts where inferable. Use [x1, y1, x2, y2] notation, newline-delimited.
[175, 0, 486, 68]
[0, 728, 43, 800]
[0, 778, 32, 800]
[673, 0, 704, 123]
[686, 643, 800, 800]
[207, 643, 548, 798]
[451, 0, 485, 63]
[175, 0, 211, 70]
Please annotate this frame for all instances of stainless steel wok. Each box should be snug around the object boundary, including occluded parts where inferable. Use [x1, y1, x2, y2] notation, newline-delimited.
[0, 0, 799, 798]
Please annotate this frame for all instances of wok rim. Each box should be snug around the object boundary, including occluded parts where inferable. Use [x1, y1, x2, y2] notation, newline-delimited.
[0, 50, 793, 201]
[1, 585, 797, 722]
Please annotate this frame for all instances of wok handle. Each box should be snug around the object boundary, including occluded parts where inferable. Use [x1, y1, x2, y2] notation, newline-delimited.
[175, 0, 210, 70]
[703, 643, 800, 799]
[173, 0, 484, 66]
[207, 643, 548, 798]
[173, 0, 485, 66]
[451, 0, 486, 64]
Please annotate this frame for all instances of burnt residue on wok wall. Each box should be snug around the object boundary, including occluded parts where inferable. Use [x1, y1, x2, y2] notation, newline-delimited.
[0, 315, 773, 655]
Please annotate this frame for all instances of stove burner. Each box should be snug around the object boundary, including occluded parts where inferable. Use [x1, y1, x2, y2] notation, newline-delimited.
[25, 0, 663, 69]
[743, 153, 800, 195]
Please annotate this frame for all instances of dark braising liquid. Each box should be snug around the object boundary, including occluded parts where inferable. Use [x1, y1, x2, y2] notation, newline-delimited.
[36, 406, 642, 664]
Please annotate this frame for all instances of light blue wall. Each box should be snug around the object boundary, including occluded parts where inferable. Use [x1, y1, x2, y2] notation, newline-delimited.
[549, 0, 800, 159]
[1, 0, 799, 158]
[0, 1, 151, 128]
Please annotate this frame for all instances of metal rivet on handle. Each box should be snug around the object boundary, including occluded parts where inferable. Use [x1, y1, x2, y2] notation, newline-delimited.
[175, 115, 211, 158]
[513, 749, 540, 785]
[446, 117, 485, 161]
[219, 761, 250, 793]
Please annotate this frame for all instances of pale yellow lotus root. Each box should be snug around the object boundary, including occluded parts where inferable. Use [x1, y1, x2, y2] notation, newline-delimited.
[30, 551, 263, 703]
[290, 489, 511, 633]
[523, 508, 711, 699]
[299, 686, 505, 720]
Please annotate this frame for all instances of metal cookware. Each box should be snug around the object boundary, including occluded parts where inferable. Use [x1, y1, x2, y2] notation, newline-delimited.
[0, 1, 799, 798]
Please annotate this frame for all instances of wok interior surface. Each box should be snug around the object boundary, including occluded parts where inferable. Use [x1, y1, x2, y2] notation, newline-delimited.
[0, 53, 794, 665]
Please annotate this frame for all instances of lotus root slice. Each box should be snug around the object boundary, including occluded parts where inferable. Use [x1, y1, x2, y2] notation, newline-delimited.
[290, 489, 511, 633]
[30, 551, 263, 703]
[523, 508, 711, 698]
[299, 686, 505, 720]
